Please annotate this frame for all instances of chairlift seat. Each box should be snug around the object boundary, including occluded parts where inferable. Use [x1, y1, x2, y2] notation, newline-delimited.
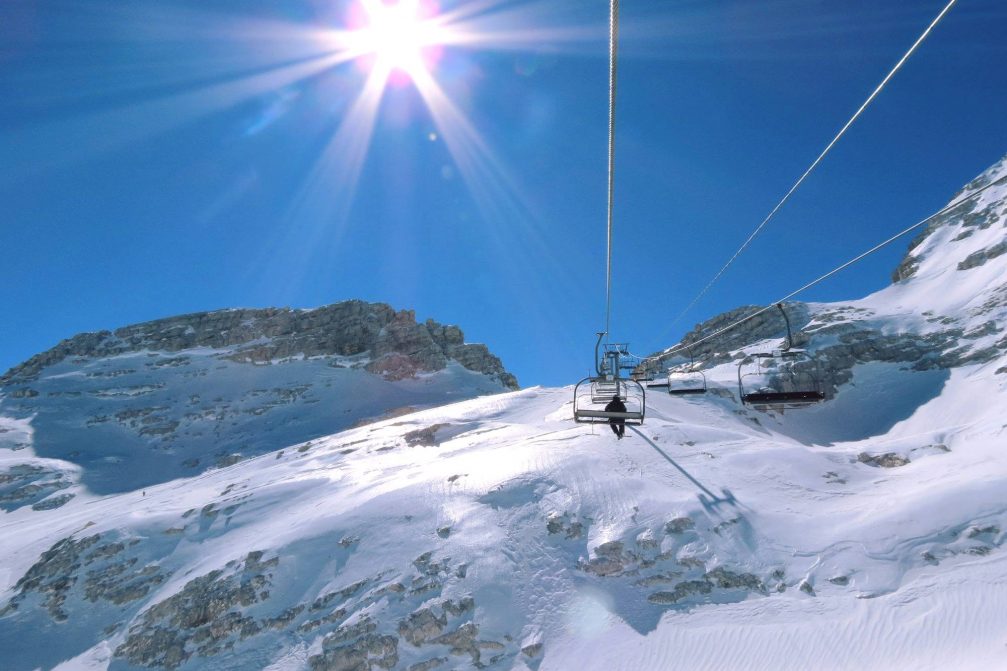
[574, 409, 644, 421]
[742, 390, 824, 405]
[668, 387, 707, 396]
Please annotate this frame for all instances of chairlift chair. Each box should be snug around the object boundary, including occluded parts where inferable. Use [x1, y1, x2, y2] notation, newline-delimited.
[590, 375, 623, 402]
[630, 363, 657, 382]
[574, 377, 646, 425]
[736, 304, 825, 408]
[667, 348, 707, 396]
[573, 333, 646, 425]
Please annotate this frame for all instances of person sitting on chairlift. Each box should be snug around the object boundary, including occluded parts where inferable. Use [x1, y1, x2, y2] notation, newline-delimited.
[605, 394, 627, 439]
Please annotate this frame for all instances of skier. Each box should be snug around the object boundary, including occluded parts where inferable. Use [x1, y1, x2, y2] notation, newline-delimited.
[604, 393, 626, 439]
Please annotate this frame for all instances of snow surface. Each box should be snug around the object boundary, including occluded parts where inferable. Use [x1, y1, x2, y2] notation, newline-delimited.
[0, 349, 509, 496]
[2, 375, 1006, 671]
[1, 159, 1006, 670]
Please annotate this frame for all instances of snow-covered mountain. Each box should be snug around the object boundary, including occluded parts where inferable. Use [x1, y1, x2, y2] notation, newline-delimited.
[1, 157, 1006, 671]
[0, 301, 517, 500]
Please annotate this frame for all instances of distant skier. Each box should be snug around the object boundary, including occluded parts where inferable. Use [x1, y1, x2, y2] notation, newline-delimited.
[605, 394, 626, 439]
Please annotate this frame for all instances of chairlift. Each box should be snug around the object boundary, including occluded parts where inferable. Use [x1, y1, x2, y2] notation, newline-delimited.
[574, 333, 646, 425]
[667, 348, 707, 396]
[631, 363, 657, 382]
[737, 303, 825, 408]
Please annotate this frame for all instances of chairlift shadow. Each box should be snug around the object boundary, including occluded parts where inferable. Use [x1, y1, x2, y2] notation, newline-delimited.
[628, 427, 737, 510]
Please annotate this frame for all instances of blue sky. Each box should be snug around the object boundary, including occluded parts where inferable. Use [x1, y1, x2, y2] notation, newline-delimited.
[1, 0, 1005, 386]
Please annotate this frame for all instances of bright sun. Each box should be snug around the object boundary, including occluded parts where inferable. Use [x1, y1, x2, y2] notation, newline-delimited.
[352, 0, 443, 78]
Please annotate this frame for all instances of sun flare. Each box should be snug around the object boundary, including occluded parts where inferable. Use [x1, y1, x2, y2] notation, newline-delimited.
[352, 0, 444, 78]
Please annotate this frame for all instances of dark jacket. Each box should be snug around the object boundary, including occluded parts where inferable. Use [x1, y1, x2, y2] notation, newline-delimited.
[604, 397, 627, 418]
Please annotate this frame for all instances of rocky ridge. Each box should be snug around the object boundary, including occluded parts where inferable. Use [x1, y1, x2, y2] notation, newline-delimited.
[0, 301, 518, 498]
[648, 155, 1007, 396]
[1, 300, 517, 390]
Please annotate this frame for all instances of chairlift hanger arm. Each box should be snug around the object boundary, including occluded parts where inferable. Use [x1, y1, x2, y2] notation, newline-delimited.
[776, 303, 794, 351]
[594, 331, 606, 376]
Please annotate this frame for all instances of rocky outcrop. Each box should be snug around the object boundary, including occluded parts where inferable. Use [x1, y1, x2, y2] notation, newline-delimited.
[648, 302, 813, 371]
[893, 155, 1006, 282]
[0, 464, 72, 512]
[115, 551, 277, 669]
[1, 532, 168, 623]
[651, 303, 1005, 401]
[958, 240, 1007, 271]
[1, 301, 517, 389]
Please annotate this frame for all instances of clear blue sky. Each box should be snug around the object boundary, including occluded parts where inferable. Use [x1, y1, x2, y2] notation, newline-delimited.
[2, 0, 1005, 386]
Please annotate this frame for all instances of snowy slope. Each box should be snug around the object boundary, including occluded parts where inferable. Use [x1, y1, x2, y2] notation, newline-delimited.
[0, 302, 517, 501]
[2, 383, 1005, 671]
[1, 159, 1007, 671]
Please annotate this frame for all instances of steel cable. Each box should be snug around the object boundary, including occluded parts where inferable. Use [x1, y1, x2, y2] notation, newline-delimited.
[646, 173, 1006, 362]
[604, 0, 619, 339]
[667, 0, 959, 329]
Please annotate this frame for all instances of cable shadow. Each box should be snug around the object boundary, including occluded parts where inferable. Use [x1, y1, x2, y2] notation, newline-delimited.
[629, 426, 738, 511]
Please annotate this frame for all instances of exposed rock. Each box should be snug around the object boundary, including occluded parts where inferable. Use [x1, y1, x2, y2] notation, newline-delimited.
[441, 597, 475, 617]
[309, 624, 399, 671]
[1, 300, 517, 389]
[704, 567, 765, 593]
[958, 240, 1007, 271]
[404, 424, 451, 447]
[635, 571, 683, 587]
[31, 492, 75, 511]
[582, 557, 625, 577]
[965, 525, 1000, 541]
[546, 513, 584, 539]
[0, 465, 72, 512]
[2, 532, 168, 623]
[858, 452, 911, 468]
[595, 540, 624, 558]
[431, 622, 481, 664]
[115, 551, 277, 669]
[2, 534, 101, 620]
[665, 517, 695, 534]
[521, 643, 544, 658]
[647, 580, 713, 604]
[648, 302, 813, 370]
[398, 608, 447, 646]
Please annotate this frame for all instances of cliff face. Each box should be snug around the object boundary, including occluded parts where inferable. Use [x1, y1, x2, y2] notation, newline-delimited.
[0, 301, 518, 497]
[1, 300, 518, 390]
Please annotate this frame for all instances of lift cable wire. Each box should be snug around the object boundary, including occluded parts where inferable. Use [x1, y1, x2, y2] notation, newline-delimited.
[642, 173, 1006, 363]
[604, 0, 620, 339]
[667, 0, 959, 330]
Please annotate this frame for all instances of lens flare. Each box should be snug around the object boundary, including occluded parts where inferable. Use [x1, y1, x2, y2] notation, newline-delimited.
[349, 0, 445, 80]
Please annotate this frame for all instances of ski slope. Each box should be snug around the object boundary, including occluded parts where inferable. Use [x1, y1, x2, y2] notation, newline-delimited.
[2, 372, 1006, 670]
